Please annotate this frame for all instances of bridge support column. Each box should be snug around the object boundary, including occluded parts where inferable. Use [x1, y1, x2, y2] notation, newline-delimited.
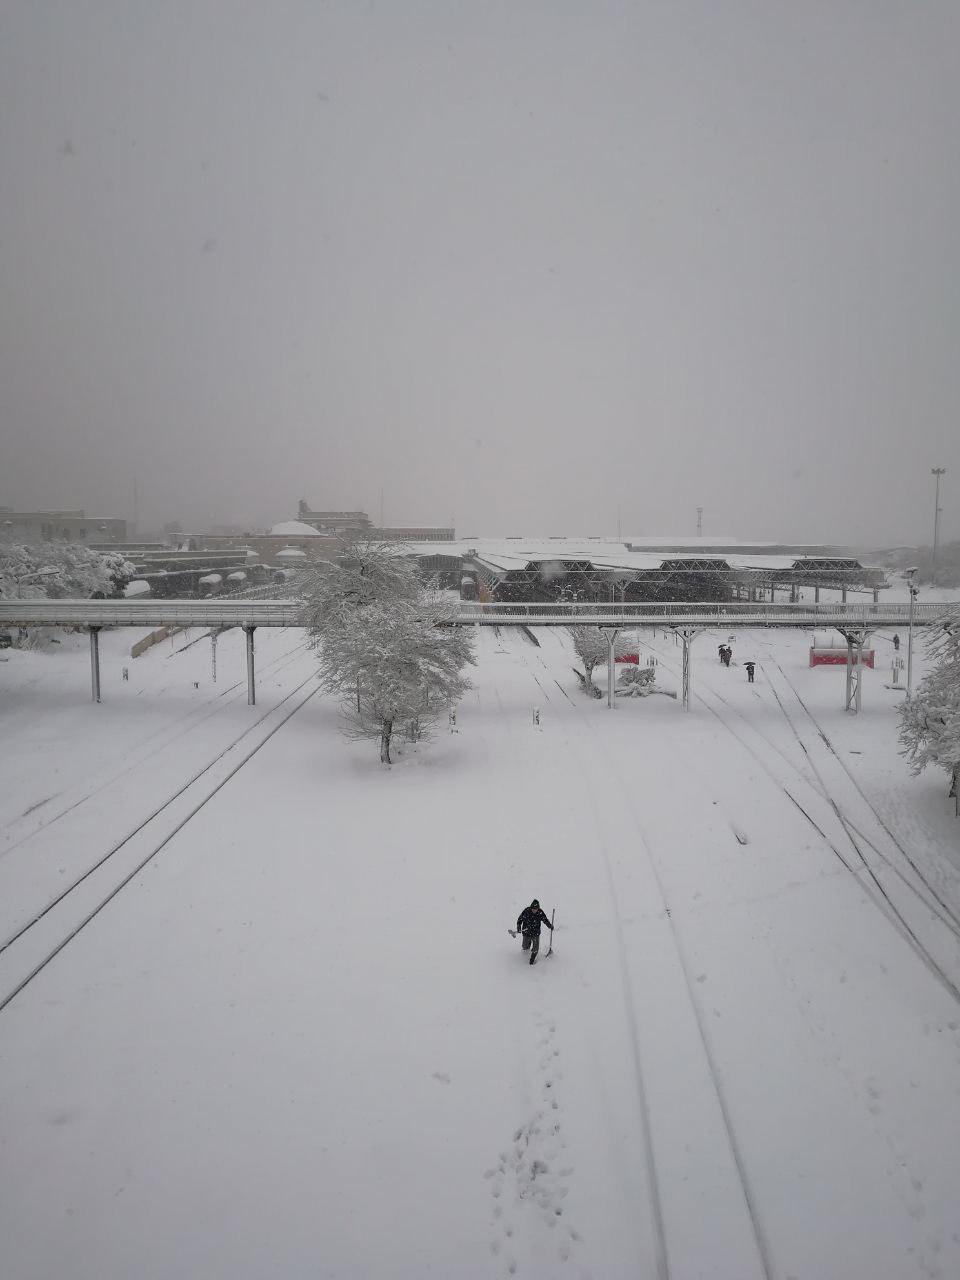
[89, 627, 101, 703]
[243, 625, 256, 705]
[606, 629, 620, 708]
[814, 586, 820, 603]
[675, 628, 703, 711]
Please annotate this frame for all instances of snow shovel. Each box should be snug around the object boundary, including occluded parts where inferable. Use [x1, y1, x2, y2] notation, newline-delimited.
[546, 909, 555, 957]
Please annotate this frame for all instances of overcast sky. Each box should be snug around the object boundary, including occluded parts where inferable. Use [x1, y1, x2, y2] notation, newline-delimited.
[1, 1, 958, 544]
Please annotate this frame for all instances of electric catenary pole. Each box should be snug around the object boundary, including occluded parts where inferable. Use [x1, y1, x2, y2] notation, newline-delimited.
[931, 468, 946, 586]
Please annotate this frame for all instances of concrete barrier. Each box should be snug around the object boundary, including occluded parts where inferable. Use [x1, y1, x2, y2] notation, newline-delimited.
[131, 625, 184, 658]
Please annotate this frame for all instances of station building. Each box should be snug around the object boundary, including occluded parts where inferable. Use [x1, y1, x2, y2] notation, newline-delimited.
[0, 508, 127, 543]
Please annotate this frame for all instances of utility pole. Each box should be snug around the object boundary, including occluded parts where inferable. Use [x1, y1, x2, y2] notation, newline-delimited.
[931, 468, 946, 586]
[696, 507, 703, 538]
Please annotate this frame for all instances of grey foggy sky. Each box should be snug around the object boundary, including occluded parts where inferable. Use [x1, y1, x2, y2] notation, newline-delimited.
[1, 1, 958, 544]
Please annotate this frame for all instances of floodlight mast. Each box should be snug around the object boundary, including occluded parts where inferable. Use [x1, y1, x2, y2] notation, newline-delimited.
[932, 468, 946, 586]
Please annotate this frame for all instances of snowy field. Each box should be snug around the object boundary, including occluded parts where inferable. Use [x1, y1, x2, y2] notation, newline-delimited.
[2, 615, 960, 1279]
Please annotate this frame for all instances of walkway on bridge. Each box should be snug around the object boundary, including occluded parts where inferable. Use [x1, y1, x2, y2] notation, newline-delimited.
[1, 597, 954, 711]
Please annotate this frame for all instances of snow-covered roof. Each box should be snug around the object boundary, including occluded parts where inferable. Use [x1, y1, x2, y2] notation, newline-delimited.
[123, 580, 151, 597]
[276, 547, 307, 559]
[198, 573, 222, 584]
[226, 571, 247, 581]
[269, 520, 321, 537]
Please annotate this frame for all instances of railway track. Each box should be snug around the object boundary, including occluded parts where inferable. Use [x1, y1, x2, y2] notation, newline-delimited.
[506, 629, 772, 1279]
[0, 634, 310, 855]
[631, 630, 960, 1002]
[0, 676, 319, 1015]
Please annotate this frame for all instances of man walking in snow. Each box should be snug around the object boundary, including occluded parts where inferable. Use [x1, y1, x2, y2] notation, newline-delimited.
[516, 899, 553, 966]
[744, 660, 756, 683]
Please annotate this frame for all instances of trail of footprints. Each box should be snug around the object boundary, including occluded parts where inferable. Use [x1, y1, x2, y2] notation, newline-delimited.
[484, 1012, 591, 1277]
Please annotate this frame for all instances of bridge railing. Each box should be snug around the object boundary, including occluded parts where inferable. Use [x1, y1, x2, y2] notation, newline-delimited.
[455, 601, 954, 624]
[0, 599, 305, 628]
[0, 597, 956, 629]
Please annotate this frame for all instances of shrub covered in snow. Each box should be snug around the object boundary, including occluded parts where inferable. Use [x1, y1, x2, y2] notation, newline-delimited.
[0, 542, 134, 600]
[900, 614, 960, 811]
[617, 664, 657, 694]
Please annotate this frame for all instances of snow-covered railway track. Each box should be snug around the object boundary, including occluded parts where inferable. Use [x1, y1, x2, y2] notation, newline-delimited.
[0, 678, 319, 1015]
[631, 633, 960, 996]
[507, 632, 772, 1279]
[761, 653, 960, 931]
[751, 659, 960, 1002]
[0, 636, 310, 856]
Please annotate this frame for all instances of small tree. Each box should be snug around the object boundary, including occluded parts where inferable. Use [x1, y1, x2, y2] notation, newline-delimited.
[567, 626, 631, 693]
[301, 540, 475, 764]
[567, 626, 609, 693]
[899, 618, 960, 813]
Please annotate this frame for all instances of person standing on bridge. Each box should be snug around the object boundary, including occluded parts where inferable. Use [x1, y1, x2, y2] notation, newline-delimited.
[515, 899, 553, 966]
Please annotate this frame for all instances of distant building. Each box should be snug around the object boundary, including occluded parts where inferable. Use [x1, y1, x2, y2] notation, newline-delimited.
[0, 508, 127, 543]
[296, 501, 453, 541]
[372, 526, 455, 542]
[297, 502, 372, 534]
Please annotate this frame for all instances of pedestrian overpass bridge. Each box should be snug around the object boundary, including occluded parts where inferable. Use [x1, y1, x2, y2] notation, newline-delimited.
[1, 597, 954, 711]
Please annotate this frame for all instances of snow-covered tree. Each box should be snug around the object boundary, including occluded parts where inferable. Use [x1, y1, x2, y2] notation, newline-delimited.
[0, 542, 133, 600]
[899, 618, 960, 813]
[567, 626, 630, 693]
[300, 540, 475, 764]
[567, 626, 607, 693]
[297, 540, 422, 634]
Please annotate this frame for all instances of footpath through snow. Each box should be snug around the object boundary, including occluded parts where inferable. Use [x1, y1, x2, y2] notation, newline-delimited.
[1, 622, 960, 1278]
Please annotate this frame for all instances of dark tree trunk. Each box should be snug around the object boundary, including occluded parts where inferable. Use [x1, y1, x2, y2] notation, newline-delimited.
[380, 718, 393, 765]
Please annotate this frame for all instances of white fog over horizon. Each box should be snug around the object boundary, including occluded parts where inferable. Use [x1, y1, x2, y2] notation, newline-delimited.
[2, 3, 958, 546]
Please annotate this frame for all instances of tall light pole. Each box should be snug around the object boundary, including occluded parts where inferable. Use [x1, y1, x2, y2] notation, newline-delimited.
[931, 467, 946, 586]
[13, 567, 57, 598]
[905, 567, 918, 696]
[696, 507, 703, 538]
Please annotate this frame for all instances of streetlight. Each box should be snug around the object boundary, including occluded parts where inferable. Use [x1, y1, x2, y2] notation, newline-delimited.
[904, 567, 919, 696]
[12, 567, 57, 597]
[931, 467, 946, 587]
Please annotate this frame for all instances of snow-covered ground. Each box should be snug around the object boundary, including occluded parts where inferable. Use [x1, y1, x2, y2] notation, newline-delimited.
[2, 614, 960, 1279]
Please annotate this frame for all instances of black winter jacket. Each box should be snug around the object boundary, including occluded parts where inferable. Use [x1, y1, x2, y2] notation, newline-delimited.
[517, 905, 552, 936]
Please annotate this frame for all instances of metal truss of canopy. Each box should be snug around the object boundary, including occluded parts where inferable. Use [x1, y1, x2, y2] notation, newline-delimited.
[460, 550, 886, 607]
